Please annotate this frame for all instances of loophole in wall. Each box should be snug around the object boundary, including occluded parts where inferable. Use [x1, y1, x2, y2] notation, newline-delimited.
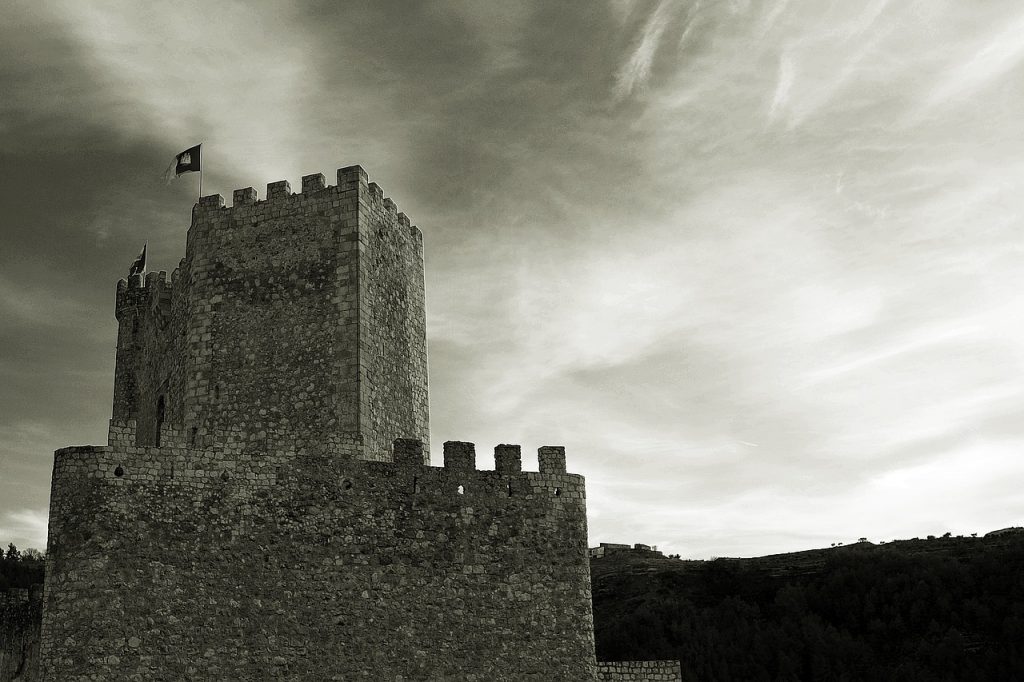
[343, 479, 353, 491]
[114, 465, 124, 478]
[554, 487, 561, 497]
[220, 470, 230, 482]
[457, 484, 465, 495]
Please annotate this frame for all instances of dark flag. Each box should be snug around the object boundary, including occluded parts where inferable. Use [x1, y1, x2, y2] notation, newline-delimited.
[129, 244, 147, 276]
[163, 144, 202, 182]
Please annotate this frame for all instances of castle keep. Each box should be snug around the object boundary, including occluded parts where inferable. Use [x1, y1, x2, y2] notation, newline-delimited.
[39, 166, 600, 680]
[110, 166, 428, 460]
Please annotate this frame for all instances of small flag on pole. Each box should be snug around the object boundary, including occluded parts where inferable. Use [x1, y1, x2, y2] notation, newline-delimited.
[128, 244, 147, 276]
[163, 144, 202, 182]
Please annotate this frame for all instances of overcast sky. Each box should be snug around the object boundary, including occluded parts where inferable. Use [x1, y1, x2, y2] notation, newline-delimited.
[2, 1, 1023, 559]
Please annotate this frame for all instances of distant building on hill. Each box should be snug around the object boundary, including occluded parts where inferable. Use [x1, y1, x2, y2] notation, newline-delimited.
[590, 542, 663, 559]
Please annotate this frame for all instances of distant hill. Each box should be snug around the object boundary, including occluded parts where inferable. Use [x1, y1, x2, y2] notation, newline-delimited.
[591, 532, 1024, 681]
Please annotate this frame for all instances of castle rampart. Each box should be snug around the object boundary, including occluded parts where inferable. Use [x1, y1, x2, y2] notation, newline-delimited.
[41, 439, 594, 680]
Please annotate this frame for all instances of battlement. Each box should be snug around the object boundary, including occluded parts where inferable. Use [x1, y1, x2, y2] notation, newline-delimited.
[191, 165, 421, 241]
[114, 269, 172, 319]
[44, 435, 593, 678]
[52, 438, 586, 502]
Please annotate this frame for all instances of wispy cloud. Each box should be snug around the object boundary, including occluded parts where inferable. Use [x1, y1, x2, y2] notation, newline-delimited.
[614, 0, 676, 101]
[925, 10, 1024, 110]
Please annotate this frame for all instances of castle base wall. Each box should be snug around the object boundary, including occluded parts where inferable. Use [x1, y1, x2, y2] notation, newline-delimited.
[0, 588, 42, 682]
[41, 442, 595, 680]
[596, 660, 683, 681]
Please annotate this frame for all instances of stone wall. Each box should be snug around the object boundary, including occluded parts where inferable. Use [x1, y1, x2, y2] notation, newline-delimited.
[41, 438, 595, 680]
[0, 587, 42, 681]
[110, 166, 428, 461]
[357, 178, 430, 461]
[112, 269, 181, 449]
[596, 660, 682, 681]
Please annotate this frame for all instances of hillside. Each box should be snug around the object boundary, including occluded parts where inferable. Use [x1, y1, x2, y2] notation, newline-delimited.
[591, 532, 1024, 681]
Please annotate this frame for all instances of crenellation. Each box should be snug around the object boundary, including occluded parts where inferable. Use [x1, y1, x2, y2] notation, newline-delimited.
[538, 445, 567, 474]
[367, 181, 384, 205]
[393, 437, 426, 466]
[50, 438, 586, 503]
[198, 193, 225, 208]
[337, 164, 368, 189]
[143, 270, 163, 289]
[495, 444, 523, 474]
[383, 197, 398, 221]
[233, 186, 258, 205]
[301, 172, 326, 193]
[267, 179, 291, 200]
[443, 440, 476, 470]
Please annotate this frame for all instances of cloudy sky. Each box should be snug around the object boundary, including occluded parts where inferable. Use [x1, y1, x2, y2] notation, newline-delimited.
[2, 1, 1023, 559]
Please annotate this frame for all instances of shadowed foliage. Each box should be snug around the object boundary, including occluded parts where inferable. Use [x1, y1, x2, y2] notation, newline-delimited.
[0, 545, 44, 593]
[592, 534, 1024, 681]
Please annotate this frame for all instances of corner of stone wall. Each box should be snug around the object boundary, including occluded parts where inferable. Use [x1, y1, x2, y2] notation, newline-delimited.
[107, 419, 136, 447]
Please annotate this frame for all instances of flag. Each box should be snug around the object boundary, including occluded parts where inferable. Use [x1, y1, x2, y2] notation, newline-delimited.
[129, 244, 147, 276]
[163, 144, 202, 182]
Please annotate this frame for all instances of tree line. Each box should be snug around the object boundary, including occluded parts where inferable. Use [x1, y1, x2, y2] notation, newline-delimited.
[0, 544, 45, 593]
[593, 537, 1024, 681]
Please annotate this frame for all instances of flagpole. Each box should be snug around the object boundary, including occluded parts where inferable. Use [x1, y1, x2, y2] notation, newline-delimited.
[198, 142, 203, 200]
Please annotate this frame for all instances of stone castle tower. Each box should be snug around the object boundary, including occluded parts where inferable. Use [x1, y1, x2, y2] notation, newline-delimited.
[111, 166, 428, 461]
[38, 167, 600, 680]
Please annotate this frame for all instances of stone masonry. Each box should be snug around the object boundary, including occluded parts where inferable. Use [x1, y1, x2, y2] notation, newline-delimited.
[34, 165, 679, 680]
[111, 166, 428, 461]
[0, 587, 41, 682]
[41, 440, 594, 679]
[597, 661, 683, 681]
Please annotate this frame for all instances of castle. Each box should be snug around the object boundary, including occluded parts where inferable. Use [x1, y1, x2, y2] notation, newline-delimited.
[30, 166, 680, 680]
